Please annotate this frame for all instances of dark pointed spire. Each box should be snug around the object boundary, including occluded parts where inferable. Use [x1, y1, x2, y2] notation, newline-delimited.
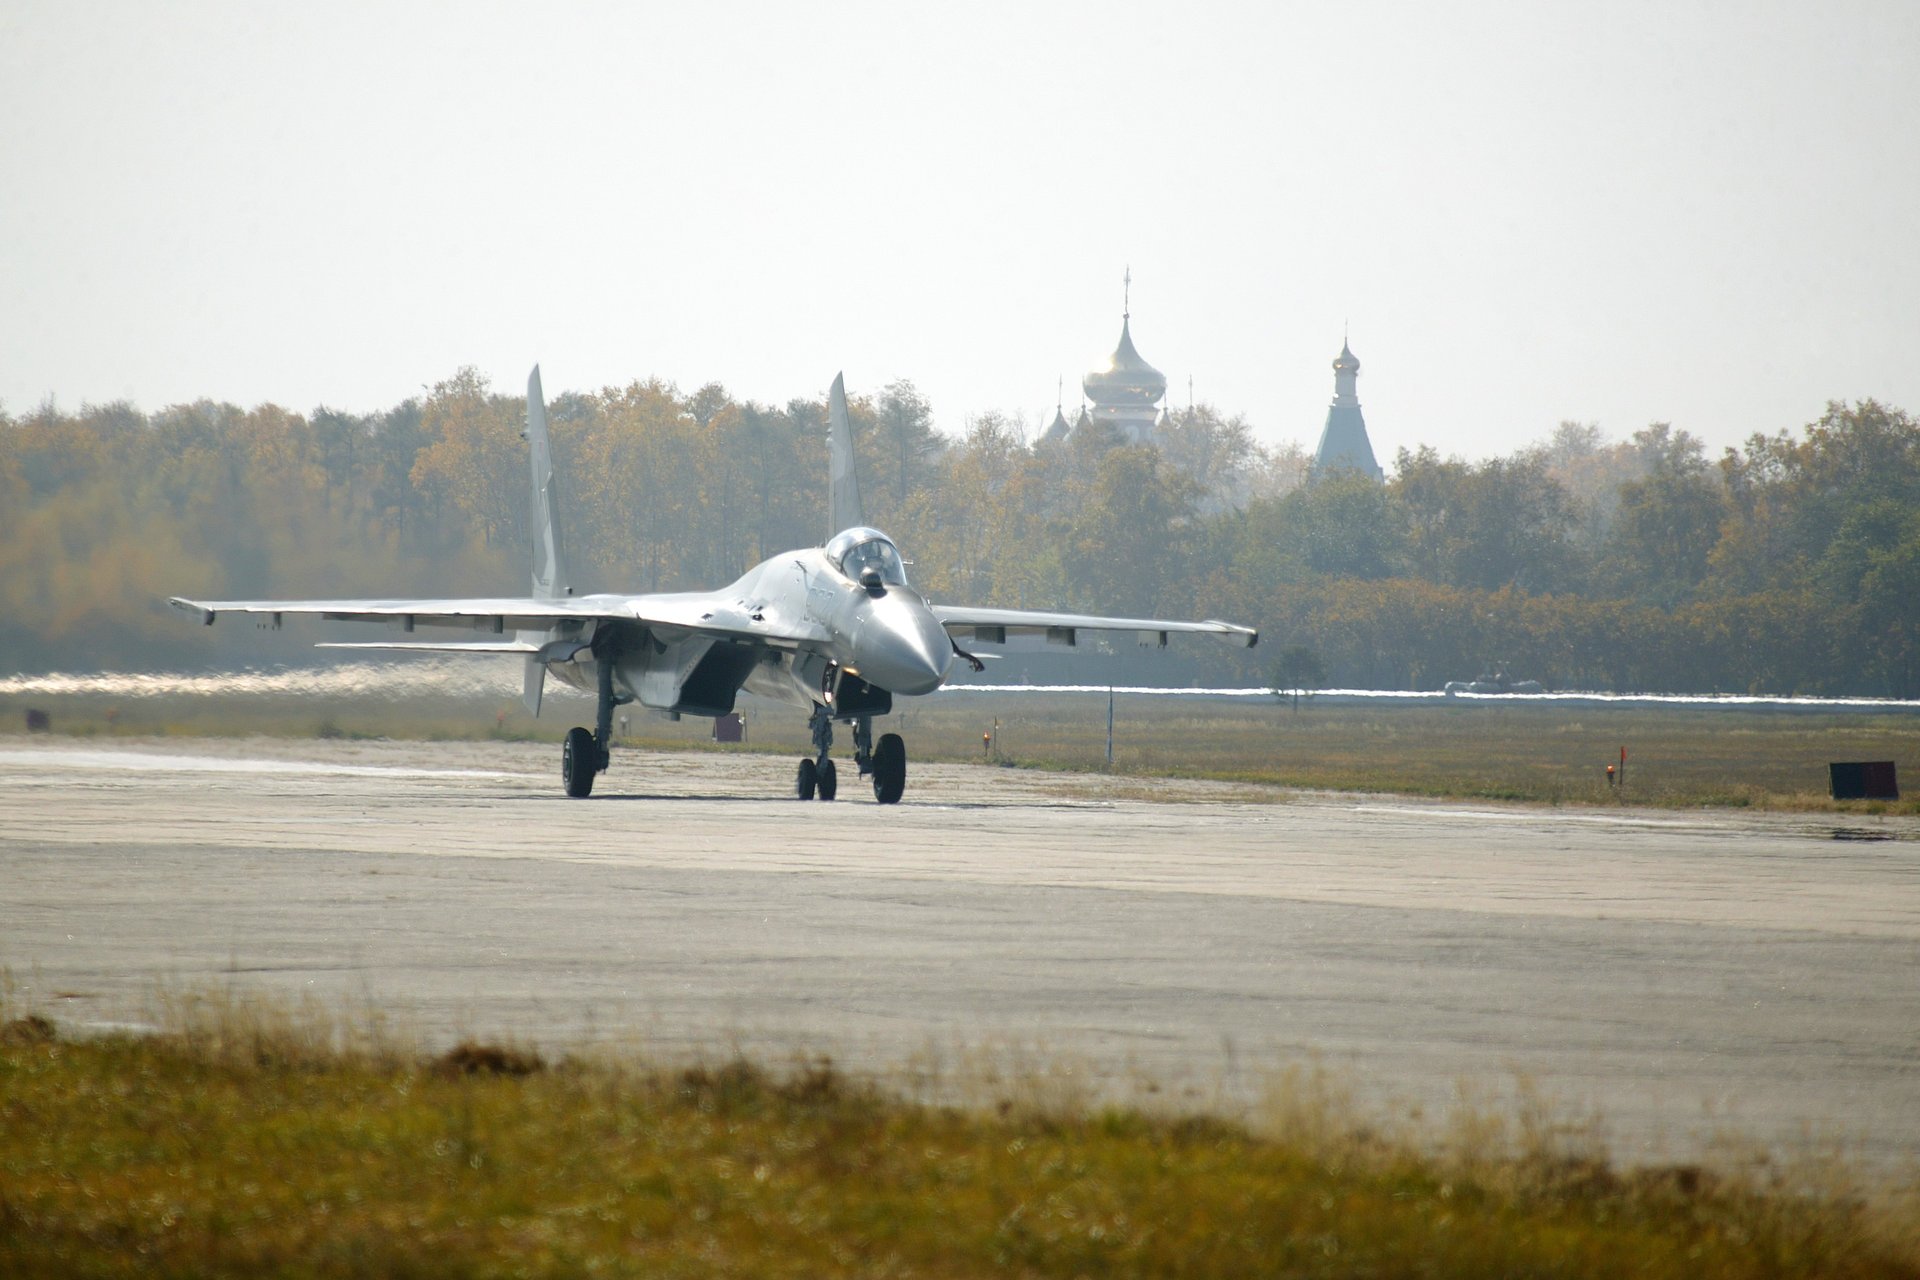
[1313, 333, 1382, 483]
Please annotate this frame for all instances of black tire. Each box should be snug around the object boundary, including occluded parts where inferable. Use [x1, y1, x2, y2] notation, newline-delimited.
[796, 757, 817, 800]
[817, 758, 837, 801]
[872, 733, 906, 804]
[562, 727, 597, 798]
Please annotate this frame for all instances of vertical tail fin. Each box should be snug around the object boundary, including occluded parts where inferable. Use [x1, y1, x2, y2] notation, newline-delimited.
[827, 372, 864, 538]
[522, 365, 568, 716]
[526, 365, 570, 601]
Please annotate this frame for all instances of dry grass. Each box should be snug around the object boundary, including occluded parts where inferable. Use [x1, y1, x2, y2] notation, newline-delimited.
[2, 990, 1917, 1278]
[6, 685, 1919, 813]
[911, 696, 1920, 814]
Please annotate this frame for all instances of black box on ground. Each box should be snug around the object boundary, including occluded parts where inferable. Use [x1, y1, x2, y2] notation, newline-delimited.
[1829, 761, 1899, 800]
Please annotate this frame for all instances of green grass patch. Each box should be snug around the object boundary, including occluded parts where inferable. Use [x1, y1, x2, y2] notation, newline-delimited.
[2, 994, 1917, 1278]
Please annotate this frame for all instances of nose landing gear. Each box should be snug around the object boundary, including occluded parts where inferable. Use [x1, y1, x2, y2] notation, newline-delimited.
[798, 705, 837, 801]
[799, 707, 902, 803]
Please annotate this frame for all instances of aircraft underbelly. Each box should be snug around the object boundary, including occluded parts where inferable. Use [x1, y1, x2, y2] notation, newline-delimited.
[610, 634, 757, 717]
[546, 638, 813, 717]
[742, 654, 814, 711]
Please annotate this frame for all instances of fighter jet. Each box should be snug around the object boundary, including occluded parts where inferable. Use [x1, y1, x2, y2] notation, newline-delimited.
[172, 369, 1257, 802]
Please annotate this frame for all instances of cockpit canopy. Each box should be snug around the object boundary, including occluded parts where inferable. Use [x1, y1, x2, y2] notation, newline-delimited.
[825, 527, 908, 586]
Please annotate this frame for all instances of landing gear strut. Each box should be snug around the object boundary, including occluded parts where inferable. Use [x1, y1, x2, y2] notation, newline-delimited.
[852, 716, 874, 777]
[562, 646, 619, 799]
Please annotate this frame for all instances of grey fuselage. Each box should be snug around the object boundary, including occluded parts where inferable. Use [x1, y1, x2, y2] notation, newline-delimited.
[545, 535, 953, 721]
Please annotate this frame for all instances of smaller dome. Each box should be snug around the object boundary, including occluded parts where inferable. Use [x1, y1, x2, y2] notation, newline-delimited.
[1333, 341, 1360, 373]
[1040, 405, 1070, 444]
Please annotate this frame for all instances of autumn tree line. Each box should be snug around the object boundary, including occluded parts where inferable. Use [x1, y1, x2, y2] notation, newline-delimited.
[2, 367, 1916, 697]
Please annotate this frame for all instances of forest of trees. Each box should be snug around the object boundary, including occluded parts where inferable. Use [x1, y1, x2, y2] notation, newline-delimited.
[3, 368, 1917, 697]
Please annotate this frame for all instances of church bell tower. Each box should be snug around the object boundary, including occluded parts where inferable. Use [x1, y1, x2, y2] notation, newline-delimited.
[1310, 337, 1383, 482]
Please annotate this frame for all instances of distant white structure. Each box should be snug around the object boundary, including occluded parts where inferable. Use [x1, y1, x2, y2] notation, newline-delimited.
[1311, 339, 1383, 482]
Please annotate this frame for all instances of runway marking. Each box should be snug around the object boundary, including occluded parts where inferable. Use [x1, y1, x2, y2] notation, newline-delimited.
[1361, 804, 1735, 831]
[0, 745, 528, 780]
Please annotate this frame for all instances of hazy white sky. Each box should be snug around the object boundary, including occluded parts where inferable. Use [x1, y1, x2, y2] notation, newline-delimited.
[3, 1, 1916, 462]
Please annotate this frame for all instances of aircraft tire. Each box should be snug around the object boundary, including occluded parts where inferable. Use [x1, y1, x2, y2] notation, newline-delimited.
[872, 734, 906, 805]
[562, 727, 597, 799]
[796, 757, 818, 800]
[817, 758, 837, 801]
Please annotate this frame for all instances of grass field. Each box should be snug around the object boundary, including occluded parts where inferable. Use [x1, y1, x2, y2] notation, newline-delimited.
[3, 993, 1916, 1280]
[6, 680, 1918, 813]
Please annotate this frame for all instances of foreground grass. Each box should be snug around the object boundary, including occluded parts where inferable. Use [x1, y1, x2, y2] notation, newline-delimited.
[8, 685, 1919, 813]
[2, 1003, 1917, 1279]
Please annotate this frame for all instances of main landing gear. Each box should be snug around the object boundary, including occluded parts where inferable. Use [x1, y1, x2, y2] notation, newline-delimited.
[871, 732, 906, 804]
[798, 709, 906, 804]
[562, 651, 620, 799]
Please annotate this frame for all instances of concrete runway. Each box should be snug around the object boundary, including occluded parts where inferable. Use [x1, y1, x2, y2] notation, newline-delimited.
[4, 735, 1918, 1166]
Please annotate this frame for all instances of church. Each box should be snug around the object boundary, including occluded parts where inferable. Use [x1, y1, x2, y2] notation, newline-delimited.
[1041, 282, 1385, 481]
[1039, 282, 1168, 447]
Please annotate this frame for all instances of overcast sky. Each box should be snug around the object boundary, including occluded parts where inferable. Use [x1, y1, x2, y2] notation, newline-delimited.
[3, 1, 1916, 462]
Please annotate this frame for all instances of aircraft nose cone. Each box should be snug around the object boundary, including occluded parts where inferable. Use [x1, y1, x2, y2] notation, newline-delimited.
[858, 599, 953, 696]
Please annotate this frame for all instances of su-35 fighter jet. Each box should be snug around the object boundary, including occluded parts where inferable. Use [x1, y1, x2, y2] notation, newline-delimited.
[173, 369, 1257, 802]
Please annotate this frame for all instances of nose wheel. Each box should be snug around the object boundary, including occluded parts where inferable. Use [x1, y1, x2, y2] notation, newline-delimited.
[795, 755, 841, 801]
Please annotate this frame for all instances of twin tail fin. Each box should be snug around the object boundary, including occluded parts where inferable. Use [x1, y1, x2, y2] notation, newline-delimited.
[522, 365, 570, 716]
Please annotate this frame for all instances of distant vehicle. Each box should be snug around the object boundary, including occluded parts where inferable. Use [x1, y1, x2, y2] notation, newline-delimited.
[173, 368, 1257, 802]
[1444, 670, 1545, 696]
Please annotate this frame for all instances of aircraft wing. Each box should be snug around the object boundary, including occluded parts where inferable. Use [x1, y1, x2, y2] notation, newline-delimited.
[932, 605, 1258, 648]
[168, 592, 832, 649]
[170, 594, 637, 629]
